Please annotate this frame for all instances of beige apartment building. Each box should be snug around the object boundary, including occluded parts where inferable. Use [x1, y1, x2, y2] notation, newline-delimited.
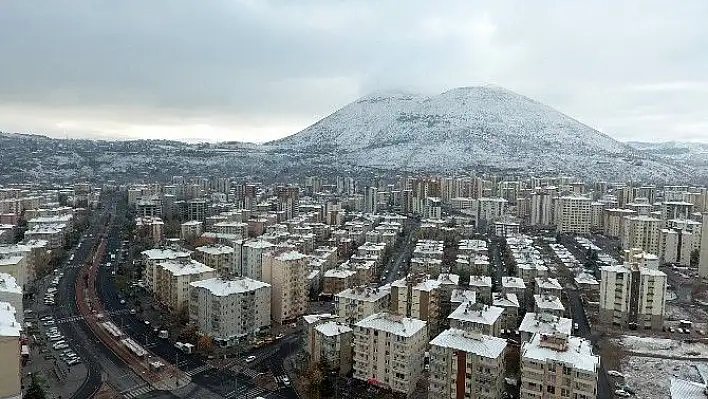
[353, 313, 427, 396]
[519, 312, 573, 344]
[554, 196, 592, 234]
[390, 276, 441, 336]
[322, 267, 358, 296]
[621, 215, 662, 255]
[154, 259, 216, 312]
[429, 328, 508, 399]
[603, 208, 636, 238]
[194, 244, 234, 276]
[310, 321, 354, 375]
[234, 240, 275, 280]
[335, 285, 391, 324]
[261, 251, 309, 323]
[0, 302, 21, 399]
[188, 277, 271, 347]
[520, 332, 599, 399]
[141, 247, 192, 291]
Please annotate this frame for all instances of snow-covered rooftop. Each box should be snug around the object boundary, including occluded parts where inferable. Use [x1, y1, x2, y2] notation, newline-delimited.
[336, 286, 390, 302]
[195, 245, 234, 255]
[355, 312, 426, 338]
[450, 289, 477, 304]
[501, 276, 526, 289]
[276, 251, 307, 262]
[519, 313, 572, 337]
[0, 301, 20, 337]
[159, 259, 214, 276]
[448, 302, 504, 326]
[493, 293, 519, 308]
[430, 328, 507, 358]
[315, 321, 353, 337]
[142, 247, 191, 260]
[0, 273, 21, 294]
[670, 378, 706, 399]
[189, 277, 269, 296]
[522, 333, 598, 373]
[534, 294, 565, 311]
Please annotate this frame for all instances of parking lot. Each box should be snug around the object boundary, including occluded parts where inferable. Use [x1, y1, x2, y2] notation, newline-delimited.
[22, 268, 87, 398]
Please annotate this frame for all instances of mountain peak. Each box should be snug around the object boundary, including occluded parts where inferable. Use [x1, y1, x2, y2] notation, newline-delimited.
[268, 85, 688, 181]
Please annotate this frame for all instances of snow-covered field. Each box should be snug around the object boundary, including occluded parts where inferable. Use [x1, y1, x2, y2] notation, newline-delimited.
[618, 335, 708, 358]
[622, 357, 704, 399]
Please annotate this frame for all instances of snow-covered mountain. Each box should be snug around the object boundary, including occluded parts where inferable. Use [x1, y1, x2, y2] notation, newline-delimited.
[269, 86, 694, 182]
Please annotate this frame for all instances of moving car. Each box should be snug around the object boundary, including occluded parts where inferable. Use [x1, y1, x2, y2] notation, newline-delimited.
[246, 355, 256, 363]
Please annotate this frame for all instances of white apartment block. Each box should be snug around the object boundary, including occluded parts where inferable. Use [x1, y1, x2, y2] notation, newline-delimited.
[353, 313, 427, 396]
[0, 302, 21, 399]
[520, 332, 599, 399]
[603, 208, 636, 238]
[335, 285, 391, 324]
[234, 240, 275, 280]
[468, 275, 493, 304]
[0, 274, 22, 324]
[554, 196, 592, 234]
[530, 189, 555, 226]
[493, 292, 520, 332]
[599, 260, 667, 330]
[659, 226, 701, 266]
[448, 302, 504, 337]
[621, 215, 662, 255]
[141, 247, 192, 291]
[154, 259, 216, 312]
[476, 197, 507, 224]
[24, 225, 65, 249]
[261, 251, 309, 324]
[194, 245, 234, 276]
[189, 277, 271, 347]
[535, 277, 563, 297]
[310, 321, 354, 375]
[429, 328, 508, 399]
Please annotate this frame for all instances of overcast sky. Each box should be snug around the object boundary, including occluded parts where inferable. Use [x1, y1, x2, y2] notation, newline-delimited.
[1, 1, 706, 143]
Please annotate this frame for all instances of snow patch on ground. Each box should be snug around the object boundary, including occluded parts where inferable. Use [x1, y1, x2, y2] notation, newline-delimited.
[618, 335, 708, 357]
[622, 357, 704, 399]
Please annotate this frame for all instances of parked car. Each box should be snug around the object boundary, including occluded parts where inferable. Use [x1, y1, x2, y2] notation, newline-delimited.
[614, 389, 631, 397]
[607, 370, 625, 378]
[246, 355, 256, 363]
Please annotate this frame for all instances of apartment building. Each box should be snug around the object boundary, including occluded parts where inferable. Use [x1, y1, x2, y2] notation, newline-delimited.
[535, 277, 562, 297]
[322, 268, 358, 296]
[519, 312, 573, 344]
[261, 251, 309, 324]
[154, 259, 216, 312]
[599, 258, 667, 330]
[352, 313, 427, 396]
[189, 277, 271, 347]
[141, 247, 192, 291]
[621, 215, 662, 255]
[194, 245, 234, 276]
[0, 302, 21, 399]
[520, 332, 599, 399]
[180, 220, 203, 241]
[603, 208, 636, 238]
[554, 196, 592, 234]
[533, 294, 565, 318]
[24, 225, 65, 249]
[390, 276, 441, 335]
[0, 274, 22, 324]
[493, 292, 520, 332]
[501, 276, 527, 310]
[234, 240, 275, 280]
[659, 225, 701, 266]
[700, 213, 708, 278]
[0, 255, 27, 289]
[476, 197, 507, 224]
[468, 275, 493, 304]
[448, 302, 504, 337]
[429, 328, 508, 399]
[530, 188, 555, 226]
[310, 321, 354, 375]
[335, 285, 391, 324]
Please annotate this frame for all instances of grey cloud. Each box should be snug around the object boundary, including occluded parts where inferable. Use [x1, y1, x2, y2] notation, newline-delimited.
[0, 0, 707, 142]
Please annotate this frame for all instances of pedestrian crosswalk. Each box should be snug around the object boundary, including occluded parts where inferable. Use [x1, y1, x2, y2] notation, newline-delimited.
[122, 384, 154, 399]
[55, 309, 130, 324]
[185, 364, 211, 377]
[230, 387, 267, 399]
[240, 368, 260, 378]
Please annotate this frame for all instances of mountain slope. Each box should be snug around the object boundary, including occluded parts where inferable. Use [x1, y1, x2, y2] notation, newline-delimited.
[269, 86, 692, 181]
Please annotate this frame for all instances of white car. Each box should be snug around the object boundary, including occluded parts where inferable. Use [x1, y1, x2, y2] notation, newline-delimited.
[120, 299, 126, 305]
[282, 376, 290, 386]
[607, 370, 625, 378]
[246, 355, 256, 363]
[614, 389, 631, 397]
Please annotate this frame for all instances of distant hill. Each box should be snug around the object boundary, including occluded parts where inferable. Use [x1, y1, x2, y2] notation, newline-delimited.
[268, 86, 692, 182]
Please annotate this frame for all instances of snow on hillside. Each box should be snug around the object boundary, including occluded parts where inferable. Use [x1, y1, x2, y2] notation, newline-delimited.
[269, 85, 696, 182]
